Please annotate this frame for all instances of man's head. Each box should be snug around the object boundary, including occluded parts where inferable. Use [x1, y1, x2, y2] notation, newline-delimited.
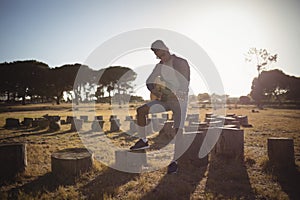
[151, 40, 171, 63]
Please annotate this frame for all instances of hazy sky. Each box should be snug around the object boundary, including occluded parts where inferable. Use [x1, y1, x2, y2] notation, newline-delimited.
[1, 0, 299, 97]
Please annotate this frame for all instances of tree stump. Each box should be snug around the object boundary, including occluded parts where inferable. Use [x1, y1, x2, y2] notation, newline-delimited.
[237, 115, 252, 127]
[128, 119, 137, 134]
[51, 148, 93, 184]
[162, 113, 169, 121]
[146, 118, 154, 135]
[70, 119, 83, 131]
[207, 120, 223, 127]
[5, 118, 20, 128]
[151, 117, 160, 132]
[180, 131, 208, 167]
[110, 118, 120, 132]
[125, 116, 133, 121]
[212, 128, 244, 161]
[49, 121, 60, 131]
[37, 118, 50, 129]
[205, 113, 213, 118]
[115, 150, 147, 172]
[91, 120, 105, 132]
[159, 121, 175, 138]
[267, 137, 295, 168]
[80, 115, 88, 122]
[95, 115, 103, 121]
[0, 143, 27, 180]
[66, 116, 76, 124]
[23, 118, 33, 127]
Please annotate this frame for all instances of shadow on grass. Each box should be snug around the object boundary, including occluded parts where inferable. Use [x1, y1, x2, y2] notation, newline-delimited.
[2, 128, 74, 140]
[205, 154, 255, 199]
[6, 173, 60, 199]
[263, 161, 300, 200]
[141, 161, 208, 200]
[80, 167, 138, 200]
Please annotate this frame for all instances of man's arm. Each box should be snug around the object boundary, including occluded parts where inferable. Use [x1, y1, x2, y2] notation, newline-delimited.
[146, 64, 162, 91]
[174, 57, 190, 92]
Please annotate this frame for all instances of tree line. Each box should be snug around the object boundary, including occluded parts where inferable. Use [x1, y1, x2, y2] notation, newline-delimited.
[0, 60, 139, 105]
[250, 69, 300, 106]
[246, 48, 300, 107]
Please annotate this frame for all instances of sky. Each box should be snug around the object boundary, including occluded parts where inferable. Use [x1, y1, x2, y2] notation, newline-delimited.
[1, 0, 300, 98]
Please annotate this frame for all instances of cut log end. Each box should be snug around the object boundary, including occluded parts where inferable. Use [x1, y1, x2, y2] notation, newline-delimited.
[51, 148, 93, 184]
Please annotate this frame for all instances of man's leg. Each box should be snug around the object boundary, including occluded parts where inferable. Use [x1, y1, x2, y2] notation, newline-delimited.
[168, 99, 188, 173]
[136, 104, 150, 139]
[130, 100, 168, 150]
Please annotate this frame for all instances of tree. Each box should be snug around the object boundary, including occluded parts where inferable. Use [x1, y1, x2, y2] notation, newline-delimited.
[246, 48, 278, 107]
[250, 69, 300, 105]
[239, 96, 251, 104]
[48, 64, 82, 104]
[245, 48, 278, 75]
[98, 66, 137, 103]
[0, 60, 49, 104]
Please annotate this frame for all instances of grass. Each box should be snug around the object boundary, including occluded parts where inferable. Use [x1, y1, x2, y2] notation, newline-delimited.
[0, 103, 300, 199]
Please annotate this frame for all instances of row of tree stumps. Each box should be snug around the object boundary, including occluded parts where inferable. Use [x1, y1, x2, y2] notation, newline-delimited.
[1, 112, 296, 183]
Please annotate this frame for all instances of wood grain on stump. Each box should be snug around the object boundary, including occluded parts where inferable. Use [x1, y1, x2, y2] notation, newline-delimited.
[212, 128, 244, 161]
[51, 148, 93, 184]
[0, 143, 27, 179]
[267, 137, 295, 168]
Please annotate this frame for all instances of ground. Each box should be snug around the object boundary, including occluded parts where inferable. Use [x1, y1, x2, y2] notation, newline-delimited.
[0, 103, 299, 200]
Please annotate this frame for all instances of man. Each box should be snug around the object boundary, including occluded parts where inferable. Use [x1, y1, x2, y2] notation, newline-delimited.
[130, 40, 190, 174]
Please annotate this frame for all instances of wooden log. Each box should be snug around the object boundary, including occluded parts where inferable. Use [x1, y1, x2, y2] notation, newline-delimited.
[180, 131, 208, 167]
[212, 128, 244, 160]
[51, 148, 93, 184]
[5, 118, 20, 128]
[0, 143, 27, 179]
[115, 150, 147, 172]
[267, 137, 295, 168]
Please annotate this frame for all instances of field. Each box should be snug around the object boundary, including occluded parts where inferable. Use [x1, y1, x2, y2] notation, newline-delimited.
[0, 103, 299, 200]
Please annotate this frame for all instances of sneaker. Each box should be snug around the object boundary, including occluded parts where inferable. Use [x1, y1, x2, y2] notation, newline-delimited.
[167, 161, 178, 174]
[130, 139, 150, 150]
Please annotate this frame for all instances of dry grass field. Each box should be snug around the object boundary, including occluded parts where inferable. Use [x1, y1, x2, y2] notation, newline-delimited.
[0, 103, 299, 200]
